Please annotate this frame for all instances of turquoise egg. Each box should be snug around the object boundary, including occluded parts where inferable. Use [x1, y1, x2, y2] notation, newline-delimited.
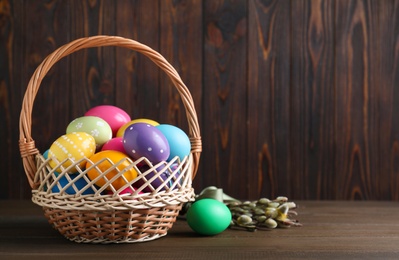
[156, 124, 191, 162]
[43, 149, 49, 159]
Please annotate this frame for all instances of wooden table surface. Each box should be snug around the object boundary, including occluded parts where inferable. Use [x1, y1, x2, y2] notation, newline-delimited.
[1, 200, 398, 259]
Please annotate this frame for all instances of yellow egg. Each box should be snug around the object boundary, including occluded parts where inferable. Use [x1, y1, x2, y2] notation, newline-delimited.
[85, 150, 138, 191]
[48, 132, 96, 173]
[116, 118, 159, 137]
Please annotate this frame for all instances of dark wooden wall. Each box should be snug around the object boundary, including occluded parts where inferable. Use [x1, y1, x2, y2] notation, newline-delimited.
[1, 0, 398, 200]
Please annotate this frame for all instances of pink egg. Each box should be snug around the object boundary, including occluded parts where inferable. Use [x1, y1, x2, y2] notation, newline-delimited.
[85, 105, 131, 136]
[101, 137, 125, 153]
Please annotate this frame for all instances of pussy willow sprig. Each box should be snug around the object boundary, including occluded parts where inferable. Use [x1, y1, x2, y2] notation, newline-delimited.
[227, 196, 302, 231]
[180, 187, 302, 232]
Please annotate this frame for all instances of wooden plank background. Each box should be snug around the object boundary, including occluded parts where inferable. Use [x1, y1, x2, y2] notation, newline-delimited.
[0, 0, 398, 200]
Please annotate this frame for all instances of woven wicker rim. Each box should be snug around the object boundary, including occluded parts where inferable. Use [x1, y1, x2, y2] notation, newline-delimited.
[19, 35, 201, 189]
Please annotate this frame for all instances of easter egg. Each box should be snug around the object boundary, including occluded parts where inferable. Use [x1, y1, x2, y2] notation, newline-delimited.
[85, 105, 131, 136]
[51, 173, 95, 195]
[135, 164, 179, 192]
[101, 137, 125, 153]
[123, 123, 170, 163]
[48, 132, 96, 173]
[66, 116, 112, 147]
[43, 149, 49, 159]
[186, 198, 232, 236]
[156, 124, 191, 162]
[85, 150, 138, 191]
[116, 118, 160, 137]
[42, 149, 60, 176]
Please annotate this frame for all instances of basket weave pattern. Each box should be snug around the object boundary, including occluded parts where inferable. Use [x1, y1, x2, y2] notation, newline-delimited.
[19, 36, 201, 243]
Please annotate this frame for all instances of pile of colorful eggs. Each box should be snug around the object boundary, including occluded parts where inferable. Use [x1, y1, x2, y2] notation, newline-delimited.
[44, 105, 191, 196]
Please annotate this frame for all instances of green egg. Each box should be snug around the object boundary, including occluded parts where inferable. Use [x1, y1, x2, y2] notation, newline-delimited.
[186, 198, 232, 236]
[66, 116, 112, 147]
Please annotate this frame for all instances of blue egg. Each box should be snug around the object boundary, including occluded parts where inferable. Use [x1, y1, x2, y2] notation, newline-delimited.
[51, 173, 94, 195]
[43, 149, 49, 159]
[156, 124, 191, 162]
[43, 148, 60, 177]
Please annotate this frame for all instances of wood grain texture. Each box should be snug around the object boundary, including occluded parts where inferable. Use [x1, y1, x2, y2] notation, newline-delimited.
[0, 0, 13, 198]
[27, 0, 71, 150]
[115, 0, 161, 120]
[1, 0, 399, 200]
[335, 0, 379, 200]
[69, 0, 116, 115]
[203, 0, 248, 199]
[378, 0, 399, 201]
[247, 0, 292, 199]
[290, 0, 335, 199]
[1, 200, 399, 259]
[160, 0, 202, 129]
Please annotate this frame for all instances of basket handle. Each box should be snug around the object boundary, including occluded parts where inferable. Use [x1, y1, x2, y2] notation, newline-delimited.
[19, 35, 201, 189]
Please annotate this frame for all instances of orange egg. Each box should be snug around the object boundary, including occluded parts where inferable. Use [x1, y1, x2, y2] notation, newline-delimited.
[116, 118, 159, 137]
[85, 150, 138, 190]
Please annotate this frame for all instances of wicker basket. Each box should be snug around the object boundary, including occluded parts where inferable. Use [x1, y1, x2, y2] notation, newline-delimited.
[18, 35, 201, 243]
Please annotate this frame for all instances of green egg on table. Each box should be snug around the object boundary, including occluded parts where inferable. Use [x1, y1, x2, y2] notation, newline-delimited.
[186, 198, 232, 236]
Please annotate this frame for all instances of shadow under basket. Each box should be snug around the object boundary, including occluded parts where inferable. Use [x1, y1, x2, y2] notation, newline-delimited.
[19, 36, 202, 244]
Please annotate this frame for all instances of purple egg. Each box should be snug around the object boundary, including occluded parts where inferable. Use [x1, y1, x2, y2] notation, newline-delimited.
[134, 165, 181, 192]
[122, 123, 170, 163]
[134, 165, 172, 192]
